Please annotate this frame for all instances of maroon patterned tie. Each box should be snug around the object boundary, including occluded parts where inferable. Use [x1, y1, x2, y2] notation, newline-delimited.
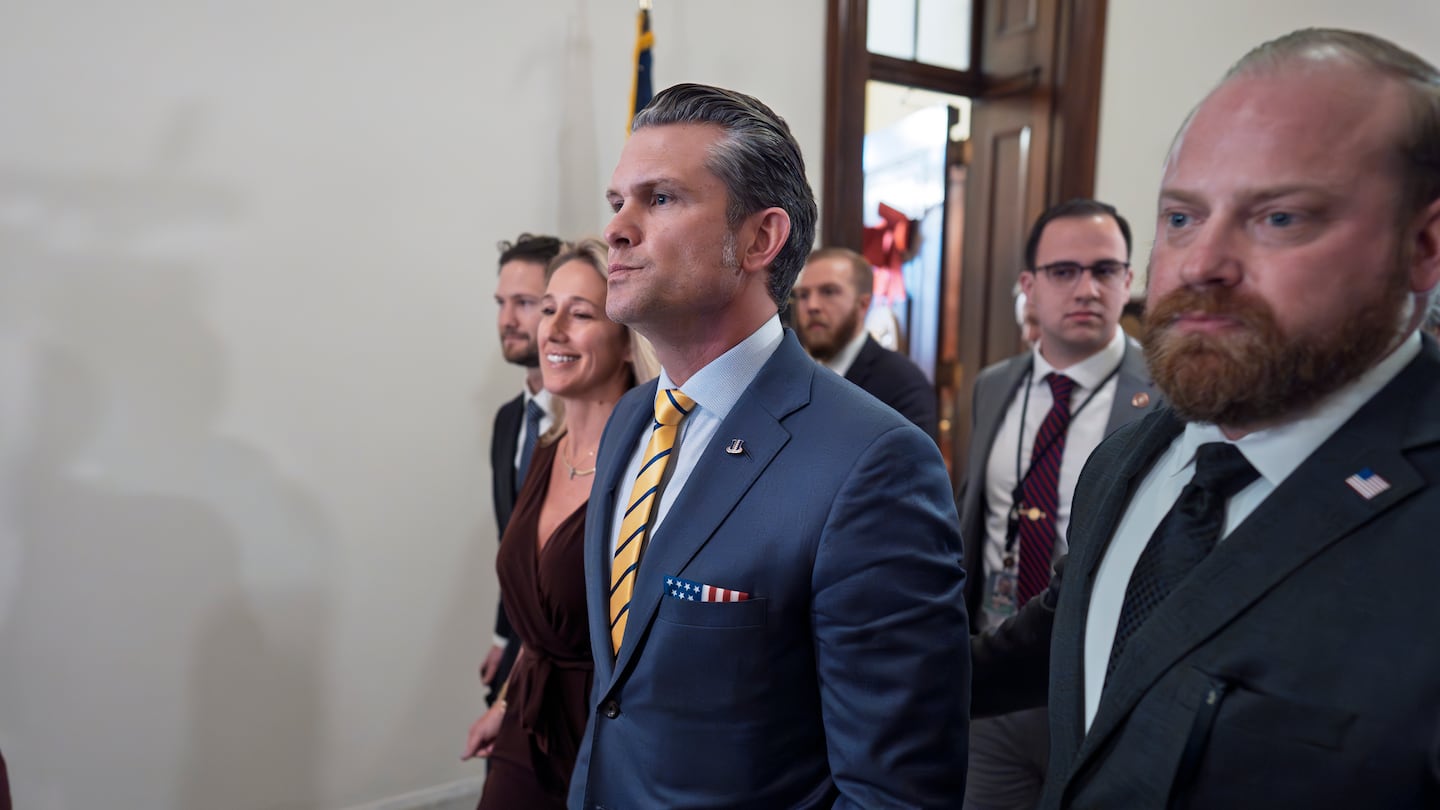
[1016, 373, 1076, 603]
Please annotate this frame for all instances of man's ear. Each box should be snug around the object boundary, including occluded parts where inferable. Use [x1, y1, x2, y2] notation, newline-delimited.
[738, 208, 791, 275]
[1019, 270, 1036, 298]
[1409, 196, 1440, 294]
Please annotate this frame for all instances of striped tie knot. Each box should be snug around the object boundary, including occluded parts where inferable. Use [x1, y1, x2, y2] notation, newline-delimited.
[654, 387, 695, 428]
[609, 387, 695, 654]
[1045, 372, 1076, 407]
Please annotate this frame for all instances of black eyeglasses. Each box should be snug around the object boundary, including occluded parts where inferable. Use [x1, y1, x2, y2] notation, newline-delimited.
[1033, 260, 1130, 286]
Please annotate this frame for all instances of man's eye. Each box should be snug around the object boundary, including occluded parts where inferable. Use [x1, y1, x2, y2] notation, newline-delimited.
[1266, 211, 1296, 227]
[1093, 261, 1125, 279]
[1047, 264, 1080, 281]
[1166, 212, 1190, 228]
[653, 194, 670, 206]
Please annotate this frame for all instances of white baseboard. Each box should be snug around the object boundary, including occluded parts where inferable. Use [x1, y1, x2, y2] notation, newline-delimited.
[341, 776, 485, 810]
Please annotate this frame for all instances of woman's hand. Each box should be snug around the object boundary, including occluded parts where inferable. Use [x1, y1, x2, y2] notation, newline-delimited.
[461, 702, 507, 761]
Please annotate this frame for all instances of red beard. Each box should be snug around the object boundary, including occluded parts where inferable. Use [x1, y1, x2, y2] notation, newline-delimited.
[1142, 274, 1406, 429]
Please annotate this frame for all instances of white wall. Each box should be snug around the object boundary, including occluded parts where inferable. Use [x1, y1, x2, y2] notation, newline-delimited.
[0, 2, 822, 808]
[1097, 1, 1440, 289]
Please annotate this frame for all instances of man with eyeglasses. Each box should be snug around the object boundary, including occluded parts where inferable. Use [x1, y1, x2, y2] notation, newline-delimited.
[957, 198, 1159, 809]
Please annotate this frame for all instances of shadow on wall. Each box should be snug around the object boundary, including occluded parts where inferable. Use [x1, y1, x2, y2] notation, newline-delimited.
[0, 111, 338, 809]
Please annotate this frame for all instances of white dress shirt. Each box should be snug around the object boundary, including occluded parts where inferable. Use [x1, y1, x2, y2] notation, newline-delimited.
[1082, 330, 1422, 729]
[609, 316, 784, 553]
[979, 329, 1127, 630]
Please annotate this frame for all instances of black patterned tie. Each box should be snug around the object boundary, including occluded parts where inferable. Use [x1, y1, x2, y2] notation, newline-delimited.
[1108, 442, 1258, 676]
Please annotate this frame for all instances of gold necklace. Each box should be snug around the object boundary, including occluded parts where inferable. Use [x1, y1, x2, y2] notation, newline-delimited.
[562, 435, 597, 479]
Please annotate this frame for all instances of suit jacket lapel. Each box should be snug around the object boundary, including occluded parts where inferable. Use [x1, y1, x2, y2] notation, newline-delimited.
[604, 336, 811, 690]
[1049, 408, 1182, 762]
[1070, 344, 1440, 780]
[843, 335, 879, 386]
[964, 355, 1032, 522]
[1106, 340, 1159, 433]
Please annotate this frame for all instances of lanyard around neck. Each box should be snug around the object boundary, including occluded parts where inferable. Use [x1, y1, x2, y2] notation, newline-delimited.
[1005, 359, 1122, 551]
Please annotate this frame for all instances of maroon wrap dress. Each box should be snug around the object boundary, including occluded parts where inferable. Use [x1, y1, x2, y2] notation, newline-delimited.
[478, 439, 593, 809]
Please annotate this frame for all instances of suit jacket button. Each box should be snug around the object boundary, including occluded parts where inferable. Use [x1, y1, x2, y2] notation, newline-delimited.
[601, 700, 620, 719]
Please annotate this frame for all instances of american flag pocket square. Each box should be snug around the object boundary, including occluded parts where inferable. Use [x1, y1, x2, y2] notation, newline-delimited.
[664, 575, 750, 603]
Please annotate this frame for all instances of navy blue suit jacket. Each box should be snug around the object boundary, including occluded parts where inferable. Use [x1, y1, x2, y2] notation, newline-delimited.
[568, 331, 970, 809]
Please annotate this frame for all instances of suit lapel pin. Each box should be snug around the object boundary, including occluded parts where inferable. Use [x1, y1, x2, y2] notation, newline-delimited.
[1131, 392, 1150, 408]
[725, 438, 745, 455]
[1344, 467, 1391, 500]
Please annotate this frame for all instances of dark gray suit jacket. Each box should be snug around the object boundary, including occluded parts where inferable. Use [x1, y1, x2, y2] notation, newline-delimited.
[984, 337, 1440, 808]
[843, 334, 938, 439]
[958, 338, 1159, 631]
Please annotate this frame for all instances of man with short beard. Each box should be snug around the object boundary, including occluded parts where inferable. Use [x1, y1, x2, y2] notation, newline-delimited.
[793, 247, 937, 437]
[972, 29, 1440, 808]
[481, 233, 562, 708]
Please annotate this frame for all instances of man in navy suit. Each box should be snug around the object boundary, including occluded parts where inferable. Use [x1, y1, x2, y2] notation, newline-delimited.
[793, 246, 939, 438]
[568, 83, 969, 809]
[974, 29, 1440, 808]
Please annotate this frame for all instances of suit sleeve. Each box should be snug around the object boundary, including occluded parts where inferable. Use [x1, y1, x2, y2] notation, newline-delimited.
[888, 368, 939, 441]
[969, 556, 1063, 716]
[811, 423, 970, 808]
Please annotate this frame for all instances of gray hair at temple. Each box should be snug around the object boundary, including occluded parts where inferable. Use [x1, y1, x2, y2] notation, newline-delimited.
[1224, 28, 1440, 223]
[632, 83, 819, 309]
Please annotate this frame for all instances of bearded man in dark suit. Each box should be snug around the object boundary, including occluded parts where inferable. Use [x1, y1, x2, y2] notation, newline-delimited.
[793, 247, 938, 439]
[974, 28, 1440, 809]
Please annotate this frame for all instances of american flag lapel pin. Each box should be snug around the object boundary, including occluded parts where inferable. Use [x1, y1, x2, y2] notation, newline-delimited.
[1345, 467, 1391, 500]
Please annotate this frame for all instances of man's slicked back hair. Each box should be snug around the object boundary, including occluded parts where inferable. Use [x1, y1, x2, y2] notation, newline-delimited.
[632, 83, 818, 308]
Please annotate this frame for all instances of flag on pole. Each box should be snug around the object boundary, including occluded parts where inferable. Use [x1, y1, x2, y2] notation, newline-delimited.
[628, 1, 654, 134]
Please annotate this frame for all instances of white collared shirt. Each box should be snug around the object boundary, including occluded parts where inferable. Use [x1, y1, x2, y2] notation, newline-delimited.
[1082, 330, 1423, 729]
[821, 327, 869, 378]
[979, 329, 1128, 630]
[609, 315, 785, 553]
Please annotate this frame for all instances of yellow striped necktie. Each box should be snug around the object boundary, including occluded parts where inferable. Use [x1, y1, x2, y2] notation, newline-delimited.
[609, 387, 695, 654]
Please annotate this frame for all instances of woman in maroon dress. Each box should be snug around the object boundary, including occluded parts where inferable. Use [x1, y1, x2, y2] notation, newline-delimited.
[463, 239, 657, 808]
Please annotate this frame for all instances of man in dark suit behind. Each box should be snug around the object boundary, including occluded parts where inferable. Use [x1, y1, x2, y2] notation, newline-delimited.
[793, 247, 938, 438]
[960, 199, 1159, 809]
[974, 28, 1440, 808]
[568, 83, 968, 809]
[481, 233, 562, 705]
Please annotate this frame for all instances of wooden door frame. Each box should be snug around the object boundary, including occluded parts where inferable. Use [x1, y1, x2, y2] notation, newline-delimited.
[823, 0, 1109, 246]
[823, 0, 1110, 480]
